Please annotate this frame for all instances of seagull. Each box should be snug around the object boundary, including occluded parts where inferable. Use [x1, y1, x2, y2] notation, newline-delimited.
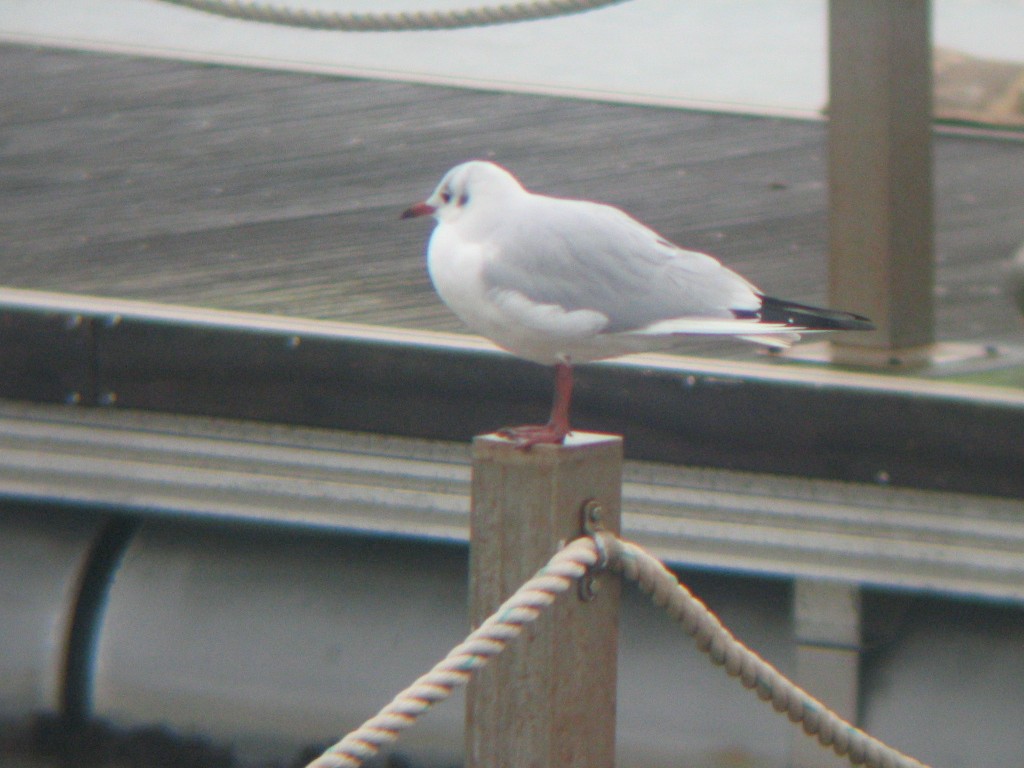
[403, 161, 873, 448]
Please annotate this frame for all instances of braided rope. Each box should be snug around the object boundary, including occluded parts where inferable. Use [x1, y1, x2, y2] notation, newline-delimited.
[155, 0, 633, 31]
[604, 535, 932, 768]
[305, 533, 932, 768]
[304, 536, 599, 768]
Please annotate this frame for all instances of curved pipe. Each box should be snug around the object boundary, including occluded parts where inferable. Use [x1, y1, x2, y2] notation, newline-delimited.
[61, 516, 139, 724]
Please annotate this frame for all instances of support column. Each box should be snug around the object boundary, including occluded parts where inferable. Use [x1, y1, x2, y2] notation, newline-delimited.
[827, 0, 936, 366]
[791, 580, 863, 768]
[466, 432, 622, 768]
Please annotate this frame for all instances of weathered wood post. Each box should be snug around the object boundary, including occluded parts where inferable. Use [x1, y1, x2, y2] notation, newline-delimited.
[467, 432, 622, 768]
[827, 0, 936, 365]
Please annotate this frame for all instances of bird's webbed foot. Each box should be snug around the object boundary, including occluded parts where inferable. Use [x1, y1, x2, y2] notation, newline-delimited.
[496, 422, 571, 450]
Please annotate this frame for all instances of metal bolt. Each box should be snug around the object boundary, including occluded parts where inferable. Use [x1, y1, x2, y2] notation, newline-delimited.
[582, 499, 604, 533]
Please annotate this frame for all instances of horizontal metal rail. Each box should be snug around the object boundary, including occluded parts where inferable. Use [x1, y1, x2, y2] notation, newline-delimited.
[1, 398, 1021, 603]
[2, 287, 1023, 498]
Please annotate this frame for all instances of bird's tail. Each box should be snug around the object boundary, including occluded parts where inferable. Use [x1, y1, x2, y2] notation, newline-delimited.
[758, 296, 875, 332]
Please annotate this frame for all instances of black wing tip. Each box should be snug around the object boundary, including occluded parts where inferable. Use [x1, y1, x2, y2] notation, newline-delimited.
[747, 296, 876, 332]
[839, 312, 876, 332]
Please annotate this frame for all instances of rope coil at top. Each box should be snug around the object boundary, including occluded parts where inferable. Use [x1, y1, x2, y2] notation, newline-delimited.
[155, 0, 633, 31]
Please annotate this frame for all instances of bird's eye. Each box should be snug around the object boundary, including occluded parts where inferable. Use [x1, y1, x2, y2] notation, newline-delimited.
[457, 193, 469, 206]
[440, 191, 452, 204]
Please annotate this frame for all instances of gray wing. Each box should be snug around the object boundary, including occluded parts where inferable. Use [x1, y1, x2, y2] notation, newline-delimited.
[481, 194, 762, 333]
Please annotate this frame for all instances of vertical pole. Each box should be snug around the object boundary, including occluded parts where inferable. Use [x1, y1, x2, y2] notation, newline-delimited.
[467, 432, 622, 768]
[790, 580, 863, 768]
[828, 0, 935, 365]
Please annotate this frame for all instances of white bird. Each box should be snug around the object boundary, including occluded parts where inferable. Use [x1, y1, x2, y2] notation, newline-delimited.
[403, 161, 873, 447]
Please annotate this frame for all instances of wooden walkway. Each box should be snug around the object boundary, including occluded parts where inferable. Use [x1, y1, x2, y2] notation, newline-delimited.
[2, 42, 1023, 360]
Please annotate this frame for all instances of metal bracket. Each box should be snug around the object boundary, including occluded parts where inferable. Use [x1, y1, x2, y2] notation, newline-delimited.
[578, 498, 608, 602]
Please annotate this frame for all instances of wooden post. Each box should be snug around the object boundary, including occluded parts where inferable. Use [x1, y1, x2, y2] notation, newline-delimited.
[466, 432, 622, 768]
[827, 0, 936, 365]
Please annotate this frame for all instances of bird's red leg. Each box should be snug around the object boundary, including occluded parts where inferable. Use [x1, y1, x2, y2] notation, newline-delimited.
[545, 361, 574, 438]
[498, 362, 574, 449]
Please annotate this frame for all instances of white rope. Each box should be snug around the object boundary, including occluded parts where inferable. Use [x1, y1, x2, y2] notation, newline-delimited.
[155, 0, 633, 31]
[304, 533, 934, 768]
[603, 534, 932, 768]
[304, 536, 599, 768]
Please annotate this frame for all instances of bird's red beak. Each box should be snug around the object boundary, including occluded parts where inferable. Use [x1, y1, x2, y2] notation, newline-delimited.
[401, 202, 436, 219]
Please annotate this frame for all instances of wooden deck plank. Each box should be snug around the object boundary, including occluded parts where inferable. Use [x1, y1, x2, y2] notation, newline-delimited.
[1, 43, 1022, 361]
